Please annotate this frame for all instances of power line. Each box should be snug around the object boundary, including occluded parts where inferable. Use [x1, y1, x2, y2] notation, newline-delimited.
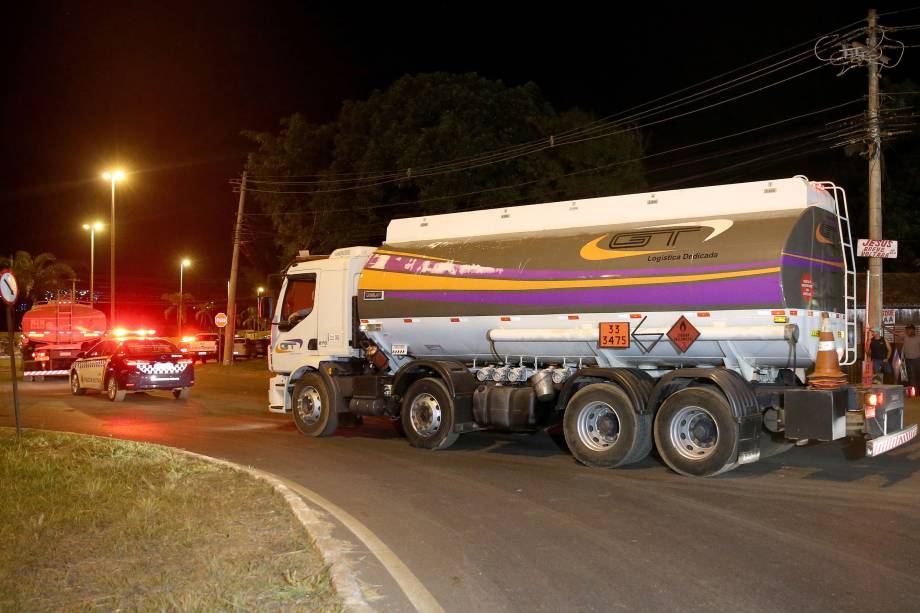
[242, 23, 865, 185]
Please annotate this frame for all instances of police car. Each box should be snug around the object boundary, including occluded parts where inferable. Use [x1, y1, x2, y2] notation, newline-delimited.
[70, 336, 194, 401]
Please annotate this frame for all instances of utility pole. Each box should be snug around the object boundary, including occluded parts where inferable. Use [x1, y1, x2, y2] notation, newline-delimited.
[224, 171, 246, 365]
[866, 8, 883, 335]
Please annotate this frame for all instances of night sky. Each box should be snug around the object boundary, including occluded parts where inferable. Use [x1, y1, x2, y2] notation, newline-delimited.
[2, 3, 918, 328]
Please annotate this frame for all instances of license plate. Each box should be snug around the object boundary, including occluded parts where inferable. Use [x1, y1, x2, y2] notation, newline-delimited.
[59, 352, 71, 356]
[198, 352, 207, 355]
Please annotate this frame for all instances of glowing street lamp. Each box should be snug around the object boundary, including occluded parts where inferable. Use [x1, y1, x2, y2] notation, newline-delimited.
[81, 222, 104, 303]
[179, 258, 191, 334]
[101, 169, 126, 323]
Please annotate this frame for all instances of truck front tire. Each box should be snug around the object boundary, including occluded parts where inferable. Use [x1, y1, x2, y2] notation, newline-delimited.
[563, 383, 651, 468]
[292, 372, 338, 437]
[653, 387, 739, 477]
[401, 378, 459, 450]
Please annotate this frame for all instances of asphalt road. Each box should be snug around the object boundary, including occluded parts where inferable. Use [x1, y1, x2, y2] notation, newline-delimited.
[2, 361, 919, 612]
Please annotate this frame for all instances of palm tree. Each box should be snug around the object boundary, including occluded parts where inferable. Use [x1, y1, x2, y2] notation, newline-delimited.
[0, 251, 76, 304]
[194, 300, 217, 331]
[239, 305, 267, 331]
[161, 292, 195, 328]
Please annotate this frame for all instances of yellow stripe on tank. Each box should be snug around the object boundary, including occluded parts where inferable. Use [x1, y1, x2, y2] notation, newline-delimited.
[358, 267, 781, 291]
[374, 249, 457, 262]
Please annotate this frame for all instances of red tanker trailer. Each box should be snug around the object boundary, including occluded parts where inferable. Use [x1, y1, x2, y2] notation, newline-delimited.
[20, 299, 107, 380]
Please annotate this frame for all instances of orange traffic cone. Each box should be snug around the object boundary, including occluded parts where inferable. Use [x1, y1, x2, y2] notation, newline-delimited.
[807, 313, 847, 389]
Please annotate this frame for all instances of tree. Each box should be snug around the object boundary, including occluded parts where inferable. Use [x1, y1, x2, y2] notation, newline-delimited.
[161, 292, 195, 328]
[245, 72, 646, 260]
[0, 251, 76, 304]
[194, 300, 217, 331]
[239, 306, 266, 331]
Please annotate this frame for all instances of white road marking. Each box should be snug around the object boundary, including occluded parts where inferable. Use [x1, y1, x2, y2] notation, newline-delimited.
[275, 475, 445, 613]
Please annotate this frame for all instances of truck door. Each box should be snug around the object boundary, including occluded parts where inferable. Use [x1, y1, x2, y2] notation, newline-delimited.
[272, 273, 319, 371]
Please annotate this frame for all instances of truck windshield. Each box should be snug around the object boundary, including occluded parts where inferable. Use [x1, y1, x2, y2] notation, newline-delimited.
[281, 276, 316, 321]
[123, 340, 178, 355]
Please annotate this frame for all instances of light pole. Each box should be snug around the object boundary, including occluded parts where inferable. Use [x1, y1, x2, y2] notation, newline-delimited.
[81, 222, 104, 304]
[101, 169, 125, 323]
[179, 258, 191, 335]
[257, 286, 265, 326]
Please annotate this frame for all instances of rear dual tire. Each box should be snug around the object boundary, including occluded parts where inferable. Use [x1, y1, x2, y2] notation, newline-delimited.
[401, 378, 459, 450]
[563, 384, 652, 468]
[653, 387, 738, 477]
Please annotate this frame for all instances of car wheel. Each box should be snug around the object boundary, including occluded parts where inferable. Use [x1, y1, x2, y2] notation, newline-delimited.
[173, 388, 190, 400]
[291, 372, 338, 437]
[70, 371, 86, 396]
[653, 387, 739, 477]
[401, 378, 459, 450]
[563, 383, 650, 468]
[106, 376, 126, 402]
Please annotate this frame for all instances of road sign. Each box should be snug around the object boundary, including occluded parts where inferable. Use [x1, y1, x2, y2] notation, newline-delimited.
[667, 315, 700, 353]
[214, 312, 228, 328]
[1, 271, 18, 305]
[857, 239, 898, 258]
[598, 322, 630, 348]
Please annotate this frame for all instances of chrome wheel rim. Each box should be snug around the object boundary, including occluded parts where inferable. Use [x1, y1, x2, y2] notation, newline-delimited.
[107, 378, 116, 399]
[296, 386, 323, 426]
[576, 401, 620, 451]
[670, 405, 719, 460]
[409, 393, 442, 437]
[71, 373, 79, 393]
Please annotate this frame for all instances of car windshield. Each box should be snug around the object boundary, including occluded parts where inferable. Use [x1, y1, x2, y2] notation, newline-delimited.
[123, 339, 179, 355]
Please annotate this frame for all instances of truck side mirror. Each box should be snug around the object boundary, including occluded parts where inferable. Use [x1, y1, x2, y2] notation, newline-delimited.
[276, 321, 293, 333]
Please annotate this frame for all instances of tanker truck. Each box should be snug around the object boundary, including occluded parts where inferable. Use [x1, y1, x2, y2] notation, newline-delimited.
[267, 176, 916, 476]
[21, 298, 107, 381]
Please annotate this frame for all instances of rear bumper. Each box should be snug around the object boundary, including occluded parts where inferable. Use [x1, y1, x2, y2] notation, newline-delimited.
[125, 370, 195, 391]
[866, 423, 917, 457]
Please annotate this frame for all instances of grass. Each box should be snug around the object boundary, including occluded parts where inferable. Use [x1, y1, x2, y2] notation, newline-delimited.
[0, 429, 342, 612]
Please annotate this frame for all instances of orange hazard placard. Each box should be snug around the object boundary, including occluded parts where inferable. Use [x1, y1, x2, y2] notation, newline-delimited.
[599, 322, 630, 349]
[667, 315, 700, 353]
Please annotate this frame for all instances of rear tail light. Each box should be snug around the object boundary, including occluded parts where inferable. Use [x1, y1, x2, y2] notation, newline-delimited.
[865, 405, 877, 419]
[178, 359, 192, 365]
[867, 393, 879, 407]
[179, 347, 188, 353]
[126, 360, 151, 366]
[908, 386, 917, 398]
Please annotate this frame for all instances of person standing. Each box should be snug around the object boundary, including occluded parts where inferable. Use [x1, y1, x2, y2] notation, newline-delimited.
[869, 327, 892, 383]
[900, 324, 920, 389]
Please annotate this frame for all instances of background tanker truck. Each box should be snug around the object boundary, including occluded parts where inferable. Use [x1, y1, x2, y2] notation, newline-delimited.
[267, 176, 916, 476]
[20, 297, 107, 381]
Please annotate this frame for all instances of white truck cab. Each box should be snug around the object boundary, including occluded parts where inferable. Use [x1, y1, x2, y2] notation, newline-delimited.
[268, 247, 375, 412]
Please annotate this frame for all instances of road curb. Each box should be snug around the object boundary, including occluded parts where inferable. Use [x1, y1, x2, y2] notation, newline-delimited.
[173, 448, 374, 613]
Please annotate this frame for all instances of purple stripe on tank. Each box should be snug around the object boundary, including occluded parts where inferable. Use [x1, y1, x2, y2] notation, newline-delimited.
[369, 254, 781, 280]
[387, 276, 782, 307]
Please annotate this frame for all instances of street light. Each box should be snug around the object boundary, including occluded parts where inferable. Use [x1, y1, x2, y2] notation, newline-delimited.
[179, 258, 191, 334]
[81, 222, 104, 304]
[101, 169, 126, 323]
[257, 286, 265, 322]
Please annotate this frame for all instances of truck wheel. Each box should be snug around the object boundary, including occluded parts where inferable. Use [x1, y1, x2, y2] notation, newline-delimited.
[653, 387, 739, 477]
[292, 372, 338, 437]
[106, 376, 126, 402]
[172, 388, 190, 400]
[70, 371, 86, 396]
[563, 383, 650, 468]
[401, 378, 459, 450]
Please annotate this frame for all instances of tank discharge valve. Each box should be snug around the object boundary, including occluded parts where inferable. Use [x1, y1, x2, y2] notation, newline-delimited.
[476, 366, 496, 382]
[492, 366, 512, 382]
[551, 367, 574, 385]
[508, 367, 533, 382]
